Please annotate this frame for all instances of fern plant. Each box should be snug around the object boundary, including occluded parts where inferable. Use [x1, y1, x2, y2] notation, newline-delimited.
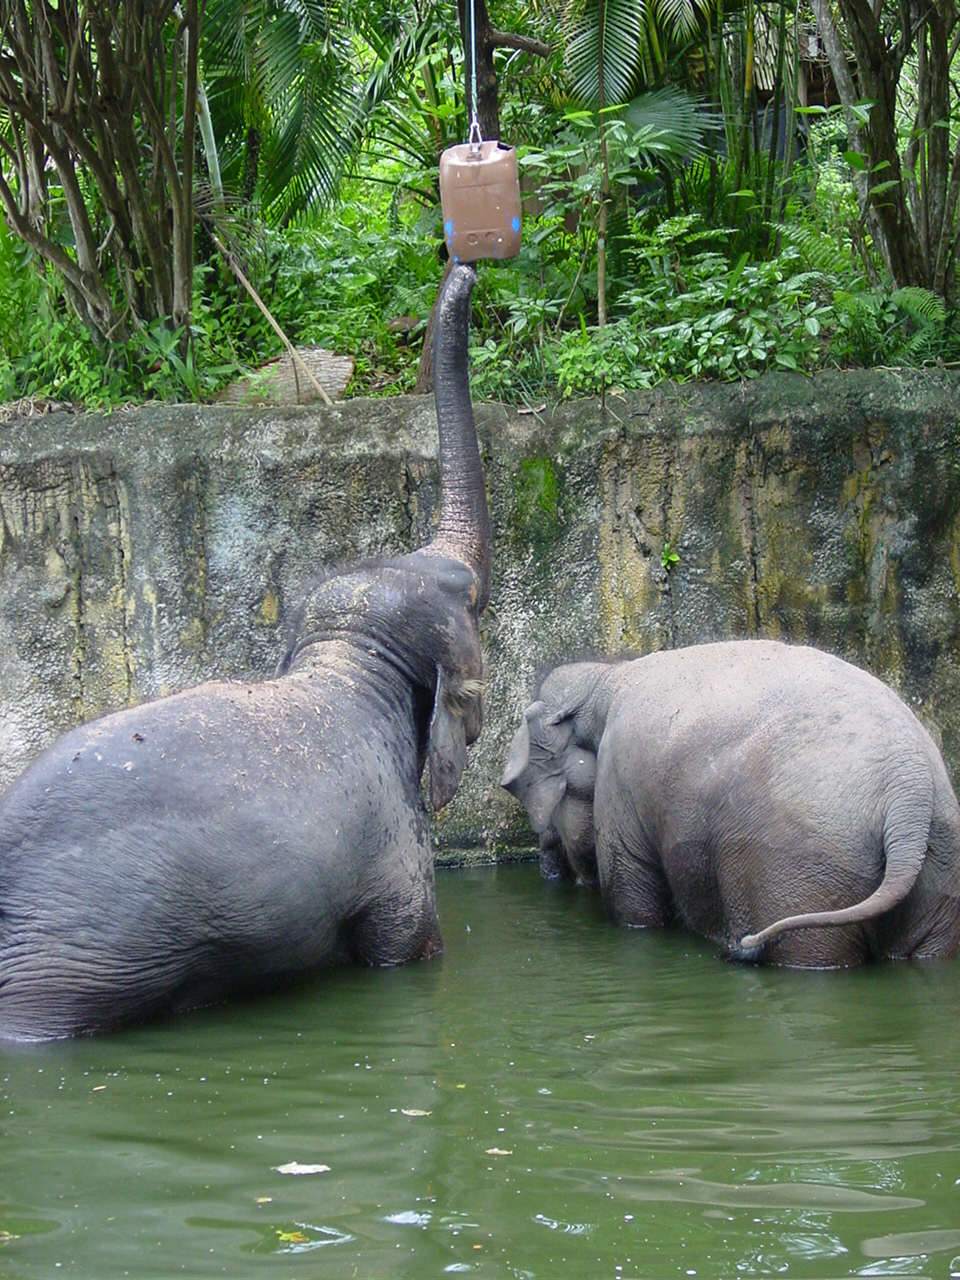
[776, 218, 857, 278]
[889, 289, 956, 365]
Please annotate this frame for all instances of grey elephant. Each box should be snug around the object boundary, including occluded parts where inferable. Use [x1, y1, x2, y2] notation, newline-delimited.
[502, 641, 960, 967]
[0, 264, 488, 1040]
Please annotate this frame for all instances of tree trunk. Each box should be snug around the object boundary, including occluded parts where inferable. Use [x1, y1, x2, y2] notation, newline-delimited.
[815, 0, 959, 301]
[596, 0, 608, 330]
[173, 0, 199, 338]
[456, 0, 502, 142]
[415, 7, 550, 393]
[0, 0, 201, 342]
[416, 0, 500, 397]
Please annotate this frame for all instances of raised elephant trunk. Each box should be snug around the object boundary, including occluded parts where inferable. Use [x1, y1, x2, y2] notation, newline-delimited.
[427, 263, 491, 611]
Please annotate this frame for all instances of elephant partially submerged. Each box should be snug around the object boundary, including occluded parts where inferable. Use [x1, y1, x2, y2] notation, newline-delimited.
[0, 264, 488, 1040]
[502, 641, 960, 967]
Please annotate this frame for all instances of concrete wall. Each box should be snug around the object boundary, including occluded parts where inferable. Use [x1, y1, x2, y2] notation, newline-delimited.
[2, 369, 959, 860]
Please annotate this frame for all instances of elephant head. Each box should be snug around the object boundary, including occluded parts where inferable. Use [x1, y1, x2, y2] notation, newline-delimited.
[501, 664, 608, 885]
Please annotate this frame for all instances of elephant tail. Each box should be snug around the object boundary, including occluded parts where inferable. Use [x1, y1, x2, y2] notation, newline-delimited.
[738, 789, 930, 956]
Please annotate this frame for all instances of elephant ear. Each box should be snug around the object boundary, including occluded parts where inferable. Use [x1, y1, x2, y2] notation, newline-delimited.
[429, 668, 470, 812]
[501, 701, 573, 834]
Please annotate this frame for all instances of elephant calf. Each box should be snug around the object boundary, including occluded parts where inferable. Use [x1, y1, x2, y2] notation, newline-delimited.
[502, 641, 960, 967]
[0, 265, 488, 1040]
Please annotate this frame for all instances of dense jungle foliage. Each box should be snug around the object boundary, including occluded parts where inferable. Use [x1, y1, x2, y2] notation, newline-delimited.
[1, 0, 958, 410]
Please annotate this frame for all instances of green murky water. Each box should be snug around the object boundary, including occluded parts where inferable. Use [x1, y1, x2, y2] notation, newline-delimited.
[2, 862, 959, 1279]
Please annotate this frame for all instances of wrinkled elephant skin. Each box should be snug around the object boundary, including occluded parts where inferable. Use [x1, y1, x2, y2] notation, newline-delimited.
[0, 264, 489, 1040]
[502, 641, 960, 967]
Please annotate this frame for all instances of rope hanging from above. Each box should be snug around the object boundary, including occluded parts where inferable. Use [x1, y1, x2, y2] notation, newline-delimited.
[467, 0, 479, 137]
[438, 0, 521, 264]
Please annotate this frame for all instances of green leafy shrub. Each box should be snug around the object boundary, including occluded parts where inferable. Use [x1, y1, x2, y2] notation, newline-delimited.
[256, 207, 441, 396]
[547, 211, 960, 398]
[2, 125, 957, 410]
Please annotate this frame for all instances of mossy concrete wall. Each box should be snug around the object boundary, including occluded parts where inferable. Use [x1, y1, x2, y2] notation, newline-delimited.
[2, 369, 959, 860]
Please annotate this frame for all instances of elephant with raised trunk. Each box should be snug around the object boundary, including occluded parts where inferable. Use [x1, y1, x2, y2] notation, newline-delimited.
[0, 264, 488, 1040]
[502, 641, 960, 967]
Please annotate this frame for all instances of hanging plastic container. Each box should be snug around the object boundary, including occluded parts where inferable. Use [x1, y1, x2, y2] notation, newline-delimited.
[440, 133, 522, 263]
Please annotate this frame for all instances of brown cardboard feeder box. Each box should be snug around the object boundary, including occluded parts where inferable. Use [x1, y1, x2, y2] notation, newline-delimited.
[440, 141, 522, 263]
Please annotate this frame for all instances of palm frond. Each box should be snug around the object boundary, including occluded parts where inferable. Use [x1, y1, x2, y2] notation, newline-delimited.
[566, 0, 647, 108]
[359, 5, 457, 70]
[362, 14, 452, 120]
[653, 0, 712, 41]
[202, 0, 373, 220]
[622, 85, 712, 169]
[260, 75, 365, 218]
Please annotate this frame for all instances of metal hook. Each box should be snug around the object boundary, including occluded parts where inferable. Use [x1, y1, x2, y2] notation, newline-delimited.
[468, 118, 483, 155]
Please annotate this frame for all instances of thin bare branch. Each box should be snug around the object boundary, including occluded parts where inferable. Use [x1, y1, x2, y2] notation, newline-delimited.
[210, 231, 334, 407]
